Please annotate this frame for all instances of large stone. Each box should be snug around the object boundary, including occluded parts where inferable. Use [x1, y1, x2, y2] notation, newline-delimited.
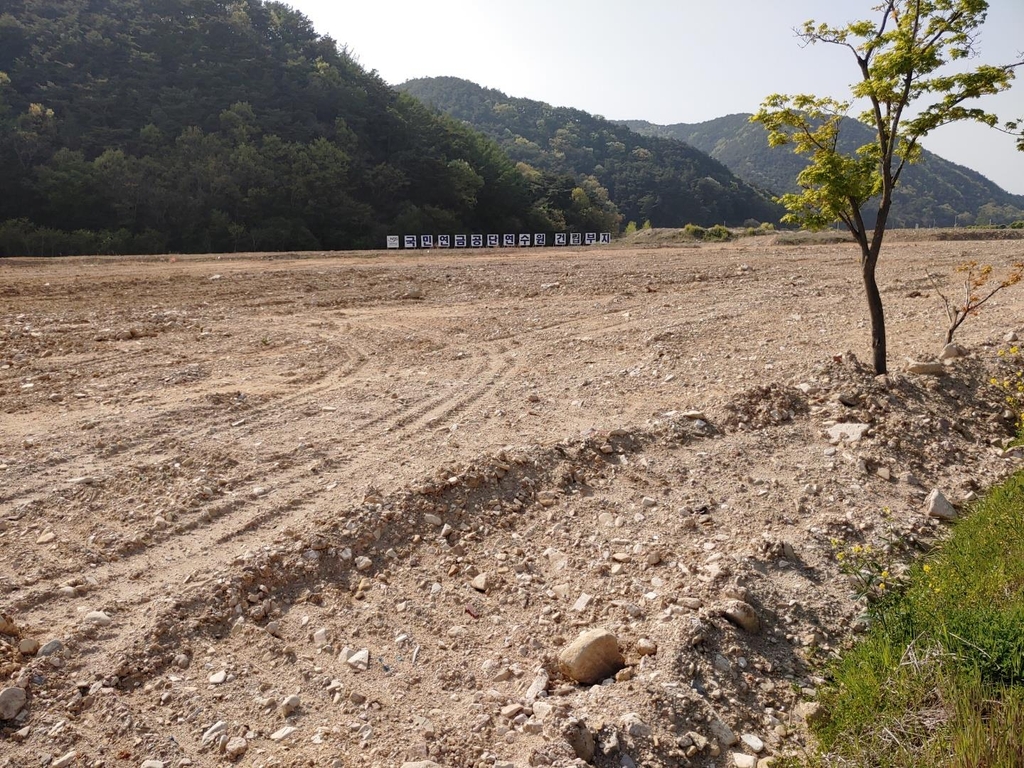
[38, 639, 64, 656]
[793, 700, 826, 725]
[562, 718, 596, 762]
[709, 718, 739, 746]
[721, 600, 761, 633]
[906, 359, 945, 375]
[401, 763, 443, 768]
[925, 489, 958, 521]
[225, 737, 248, 760]
[558, 628, 624, 684]
[940, 343, 966, 360]
[0, 613, 18, 636]
[84, 610, 112, 627]
[0, 686, 28, 719]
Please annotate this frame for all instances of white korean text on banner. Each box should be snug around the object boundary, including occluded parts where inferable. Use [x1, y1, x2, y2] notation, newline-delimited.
[388, 233, 614, 249]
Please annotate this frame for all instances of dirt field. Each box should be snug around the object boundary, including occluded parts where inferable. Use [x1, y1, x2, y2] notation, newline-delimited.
[2, 236, 1023, 768]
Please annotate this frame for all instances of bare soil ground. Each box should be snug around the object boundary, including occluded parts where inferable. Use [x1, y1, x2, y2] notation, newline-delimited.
[2, 236, 1023, 768]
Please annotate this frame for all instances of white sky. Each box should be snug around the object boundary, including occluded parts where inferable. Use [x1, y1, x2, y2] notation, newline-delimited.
[291, 0, 1024, 194]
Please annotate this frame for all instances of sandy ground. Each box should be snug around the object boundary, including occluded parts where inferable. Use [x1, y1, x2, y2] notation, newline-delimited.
[2, 236, 1023, 768]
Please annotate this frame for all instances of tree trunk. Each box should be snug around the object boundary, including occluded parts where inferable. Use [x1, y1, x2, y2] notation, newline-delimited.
[862, 252, 887, 374]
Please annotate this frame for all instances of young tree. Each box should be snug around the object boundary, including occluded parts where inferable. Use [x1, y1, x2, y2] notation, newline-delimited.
[753, 1, 1021, 374]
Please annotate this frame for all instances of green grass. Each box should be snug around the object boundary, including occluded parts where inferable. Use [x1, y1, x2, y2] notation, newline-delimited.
[810, 471, 1024, 767]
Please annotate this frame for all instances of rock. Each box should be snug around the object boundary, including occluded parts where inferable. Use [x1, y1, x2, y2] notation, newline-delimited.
[721, 600, 761, 633]
[826, 423, 870, 443]
[423, 513, 443, 527]
[354, 556, 373, 571]
[621, 713, 651, 738]
[471, 573, 489, 593]
[905, 359, 945, 375]
[269, 725, 296, 741]
[141, 761, 164, 768]
[51, 752, 78, 768]
[562, 718, 596, 762]
[208, 670, 227, 685]
[36, 530, 56, 544]
[571, 593, 593, 612]
[346, 648, 369, 671]
[741, 733, 765, 753]
[524, 669, 549, 703]
[732, 754, 757, 768]
[225, 737, 248, 760]
[1005, 331, 1019, 343]
[38, 639, 64, 656]
[940, 343, 966, 360]
[636, 638, 658, 656]
[0, 686, 28, 719]
[201, 721, 228, 744]
[925, 489, 958, 521]
[19, 638, 40, 655]
[793, 701, 825, 725]
[400, 763, 443, 768]
[837, 392, 860, 407]
[0, 613, 18, 636]
[709, 718, 738, 746]
[557, 628, 624, 684]
[279, 694, 301, 716]
[84, 610, 112, 627]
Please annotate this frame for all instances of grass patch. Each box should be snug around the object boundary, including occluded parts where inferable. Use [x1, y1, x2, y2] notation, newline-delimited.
[811, 471, 1024, 766]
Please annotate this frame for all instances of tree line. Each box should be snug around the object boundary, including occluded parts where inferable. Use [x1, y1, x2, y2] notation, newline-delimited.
[0, 0, 621, 256]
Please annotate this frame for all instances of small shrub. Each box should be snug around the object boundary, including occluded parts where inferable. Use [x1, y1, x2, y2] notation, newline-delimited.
[682, 223, 706, 240]
[928, 260, 1024, 344]
[992, 344, 1024, 442]
[705, 224, 732, 241]
[623, 221, 637, 235]
[641, 219, 653, 230]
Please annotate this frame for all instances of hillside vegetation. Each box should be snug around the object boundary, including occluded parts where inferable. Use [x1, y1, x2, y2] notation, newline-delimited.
[623, 114, 1024, 228]
[398, 77, 783, 229]
[0, 0, 614, 255]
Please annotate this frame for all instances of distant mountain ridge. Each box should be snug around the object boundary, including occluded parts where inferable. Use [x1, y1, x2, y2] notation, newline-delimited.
[620, 115, 1024, 228]
[397, 77, 784, 228]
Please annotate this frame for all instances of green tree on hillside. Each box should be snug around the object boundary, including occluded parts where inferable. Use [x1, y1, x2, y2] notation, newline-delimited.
[753, 0, 1020, 374]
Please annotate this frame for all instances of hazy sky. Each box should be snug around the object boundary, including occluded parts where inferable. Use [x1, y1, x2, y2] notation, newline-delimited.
[291, 1, 1024, 194]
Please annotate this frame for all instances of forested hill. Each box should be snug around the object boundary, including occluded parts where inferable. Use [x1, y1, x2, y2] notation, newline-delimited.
[622, 115, 1024, 228]
[397, 77, 783, 229]
[0, 0, 617, 256]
